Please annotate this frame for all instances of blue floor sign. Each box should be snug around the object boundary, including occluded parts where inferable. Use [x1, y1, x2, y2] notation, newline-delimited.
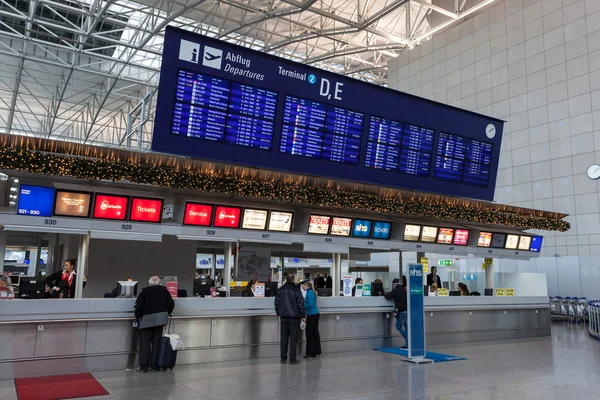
[408, 264, 425, 359]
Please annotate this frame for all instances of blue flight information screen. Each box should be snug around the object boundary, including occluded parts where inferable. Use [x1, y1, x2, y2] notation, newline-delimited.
[434, 132, 493, 186]
[172, 69, 278, 150]
[17, 185, 55, 217]
[372, 221, 392, 240]
[530, 236, 543, 252]
[153, 27, 504, 201]
[352, 219, 373, 238]
[280, 95, 364, 165]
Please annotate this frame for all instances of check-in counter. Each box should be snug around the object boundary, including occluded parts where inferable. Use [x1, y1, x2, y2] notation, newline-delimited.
[0, 296, 550, 379]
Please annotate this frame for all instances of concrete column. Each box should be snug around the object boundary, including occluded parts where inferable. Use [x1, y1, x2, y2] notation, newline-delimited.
[74, 233, 89, 299]
[332, 253, 342, 297]
[223, 242, 233, 296]
[211, 250, 216, 282]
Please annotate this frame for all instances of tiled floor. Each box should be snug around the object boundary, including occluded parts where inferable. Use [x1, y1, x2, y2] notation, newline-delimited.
[2, 324, 600, 400]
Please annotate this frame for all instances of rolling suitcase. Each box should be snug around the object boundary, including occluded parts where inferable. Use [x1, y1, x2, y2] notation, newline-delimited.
[155, 335, 177, 371]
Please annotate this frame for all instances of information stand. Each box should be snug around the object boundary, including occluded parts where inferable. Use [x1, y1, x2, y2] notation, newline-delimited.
[405, 263, 432, 364]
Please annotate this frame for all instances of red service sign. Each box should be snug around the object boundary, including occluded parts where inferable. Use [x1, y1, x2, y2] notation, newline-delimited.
[214, 206, 241, 228]
[453, 229, 470, 246]
[130, 197, 163, 223]
[93, 194, 128, 220]
[184, 203, 213, 226]
[166, 281, 178, 299]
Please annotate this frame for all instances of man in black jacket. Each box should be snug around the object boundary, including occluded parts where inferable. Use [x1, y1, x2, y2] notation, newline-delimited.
[275, 274, 305, 364]
[385, 278, 408, 348]
[134, 276, 175, 372]
[426, 266, 442, 288]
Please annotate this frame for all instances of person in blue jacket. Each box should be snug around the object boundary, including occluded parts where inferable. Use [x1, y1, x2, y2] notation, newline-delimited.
[301, 280, 322, 358]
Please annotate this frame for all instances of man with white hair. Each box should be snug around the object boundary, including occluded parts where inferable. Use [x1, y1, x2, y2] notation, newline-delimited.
[134, 276, 175, 372]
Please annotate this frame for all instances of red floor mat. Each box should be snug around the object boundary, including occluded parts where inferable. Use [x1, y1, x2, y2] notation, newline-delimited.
[15, 373, 109, 400]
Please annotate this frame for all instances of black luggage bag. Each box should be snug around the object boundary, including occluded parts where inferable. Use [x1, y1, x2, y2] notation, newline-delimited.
[155, 336, 177, 371]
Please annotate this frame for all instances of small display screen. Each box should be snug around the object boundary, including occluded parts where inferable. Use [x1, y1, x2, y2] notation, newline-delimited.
[453, 229, 470, 246]
[372, 221, 392, 239]
[17, 185, 55, 217]
[420, 226, 438, 243]
[268, 211, 293, 232]
[403, 224, 421, 241]
[214, 206, 242, 228]
[352, 219, 373, 238]
[54, 190, 92, 218]
[308, 215, 331, 235]
[505, 234, 519, 249]
[130, 197, 163, 223]
[518, 235, 532, 251]
[437, 228, 454, 244]
[183, 203, 213, 226]
[93, 194, 128, 220]
[530, 236, 543, 252]
[478, 232, 493, 247]
[241, 209, 268, 230]
[491, 233, 506, 248]
[330, 217, 352, 236]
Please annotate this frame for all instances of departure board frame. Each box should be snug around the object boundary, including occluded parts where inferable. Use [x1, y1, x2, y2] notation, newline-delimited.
[153, 26, 505, 201]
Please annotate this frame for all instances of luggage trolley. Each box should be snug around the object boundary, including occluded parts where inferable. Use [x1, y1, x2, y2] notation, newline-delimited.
[589, 301, 600, 340]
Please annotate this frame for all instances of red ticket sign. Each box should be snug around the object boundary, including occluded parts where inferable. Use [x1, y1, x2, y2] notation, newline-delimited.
[184, 203, 213, 226]
[308, 215, 331, 235]
[453, 229, 470, 246]
[166, 281, 178, 298]
[330, 217, 352, 236]
[214, 206, 241, 228]
[93, 194, 128, 220]
[130, 197, 163, 223]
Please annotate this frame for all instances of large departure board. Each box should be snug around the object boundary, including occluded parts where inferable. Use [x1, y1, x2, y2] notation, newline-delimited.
[154, 27, 504, 201]
[172, 69, 278, 150]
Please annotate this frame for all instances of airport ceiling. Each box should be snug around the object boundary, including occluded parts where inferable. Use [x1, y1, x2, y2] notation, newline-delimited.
[0, 0, 498, 146]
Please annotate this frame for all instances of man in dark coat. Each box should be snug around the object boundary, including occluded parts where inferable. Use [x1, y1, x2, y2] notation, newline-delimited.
[385, 278, 408, 348]
[275, 274, 305, 364]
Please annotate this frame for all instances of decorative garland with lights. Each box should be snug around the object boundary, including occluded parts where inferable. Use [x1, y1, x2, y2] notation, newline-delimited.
[0, 146, 569, 231]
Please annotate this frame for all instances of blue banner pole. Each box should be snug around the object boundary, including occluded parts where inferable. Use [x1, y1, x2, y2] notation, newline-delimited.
[406, 263, 432, 364]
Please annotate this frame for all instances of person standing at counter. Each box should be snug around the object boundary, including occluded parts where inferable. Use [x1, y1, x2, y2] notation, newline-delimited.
[44, 259, 85, 299]
[135, 276, 175, 373]
[427, 267, 442, 288]
[242, 279, 258, 297]
[314, 274, 325, 289]
[352, 278, 363, 296]
[275, 274, 305, 365]
[385, 278, 408, 349]
[325, 273, 333, 289]
[458, 283, 470, 296]
[301, 281, 322, 359]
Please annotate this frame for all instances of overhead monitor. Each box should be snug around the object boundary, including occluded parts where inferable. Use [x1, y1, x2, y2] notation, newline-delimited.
[129, 197, 164, 223]
[453, 229, 470, 246]
[372, 221, 392, 240]
[308, 215, 331, 235]
[518, 235, 532, 251]
[403, 224, 421, 241]
[241, 208, 268, 230]
[53, 190, 92, 218]
[437, 228, 454, 244]
[530, 236, 543, 252]
[93, 194, 129, 220]
[183, 202, 213, 226]
[214, 206, 242, 228]
[330, 217, 352, 236]
[491, 233, 506, 248]
[505, 234, 519, 250]
[17, 185, 55, 217]
[352, 219, 373, 238]
[477, 232, 493, 247]
[420, 226, 438, 243]
[267, 211, 293, 232]
[151, 27, 504, 202]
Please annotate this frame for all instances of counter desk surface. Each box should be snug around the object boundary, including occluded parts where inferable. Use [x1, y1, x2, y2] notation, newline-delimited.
[0, 296, 550, 323]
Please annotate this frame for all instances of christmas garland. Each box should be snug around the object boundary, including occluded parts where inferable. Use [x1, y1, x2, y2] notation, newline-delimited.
[0, 146, 569, 231]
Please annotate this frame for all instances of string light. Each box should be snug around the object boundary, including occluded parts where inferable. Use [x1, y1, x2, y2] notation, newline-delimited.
[0, 146, 570, 232]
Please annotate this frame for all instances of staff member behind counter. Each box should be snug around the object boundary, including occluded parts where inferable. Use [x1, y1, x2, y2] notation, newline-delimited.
[44, 259, 86, 299]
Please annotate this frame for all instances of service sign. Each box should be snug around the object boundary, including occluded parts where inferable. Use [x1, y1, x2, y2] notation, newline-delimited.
[308, 215, 331, 235]
[478, 232, 492, 247]
[437, 228, 454, 244]
[372, 221, 392, 240]
[183, 203, 213, 226]
[420, 226, 437, 243]
[453, 229, 469, 246]
[505, 234, 519, 249]
[54, 191, 92, 218]
[241, 208, 268, 230]
[214, 206, 242, 228]
[330, 217, 352, 236]
[130, 197, 163, 223]
[530, 236, 543, 252]
[17, 185, 55, 217]
[518, 236, 532, 251]
[403, 224, 421, 241]
[352, 219, 372, 238]
[93, 194, 128, 220]
[268, 211, 293, 232]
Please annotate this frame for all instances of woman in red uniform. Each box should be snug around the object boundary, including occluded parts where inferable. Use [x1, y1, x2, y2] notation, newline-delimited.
[44, 259, 85, 298]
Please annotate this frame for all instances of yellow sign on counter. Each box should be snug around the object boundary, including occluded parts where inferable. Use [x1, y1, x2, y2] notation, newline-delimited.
[505, 288, 515, 296]
[438, 288, 449, 296]
[421, 257, 429, 273]
[495, 288, 505, 296]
